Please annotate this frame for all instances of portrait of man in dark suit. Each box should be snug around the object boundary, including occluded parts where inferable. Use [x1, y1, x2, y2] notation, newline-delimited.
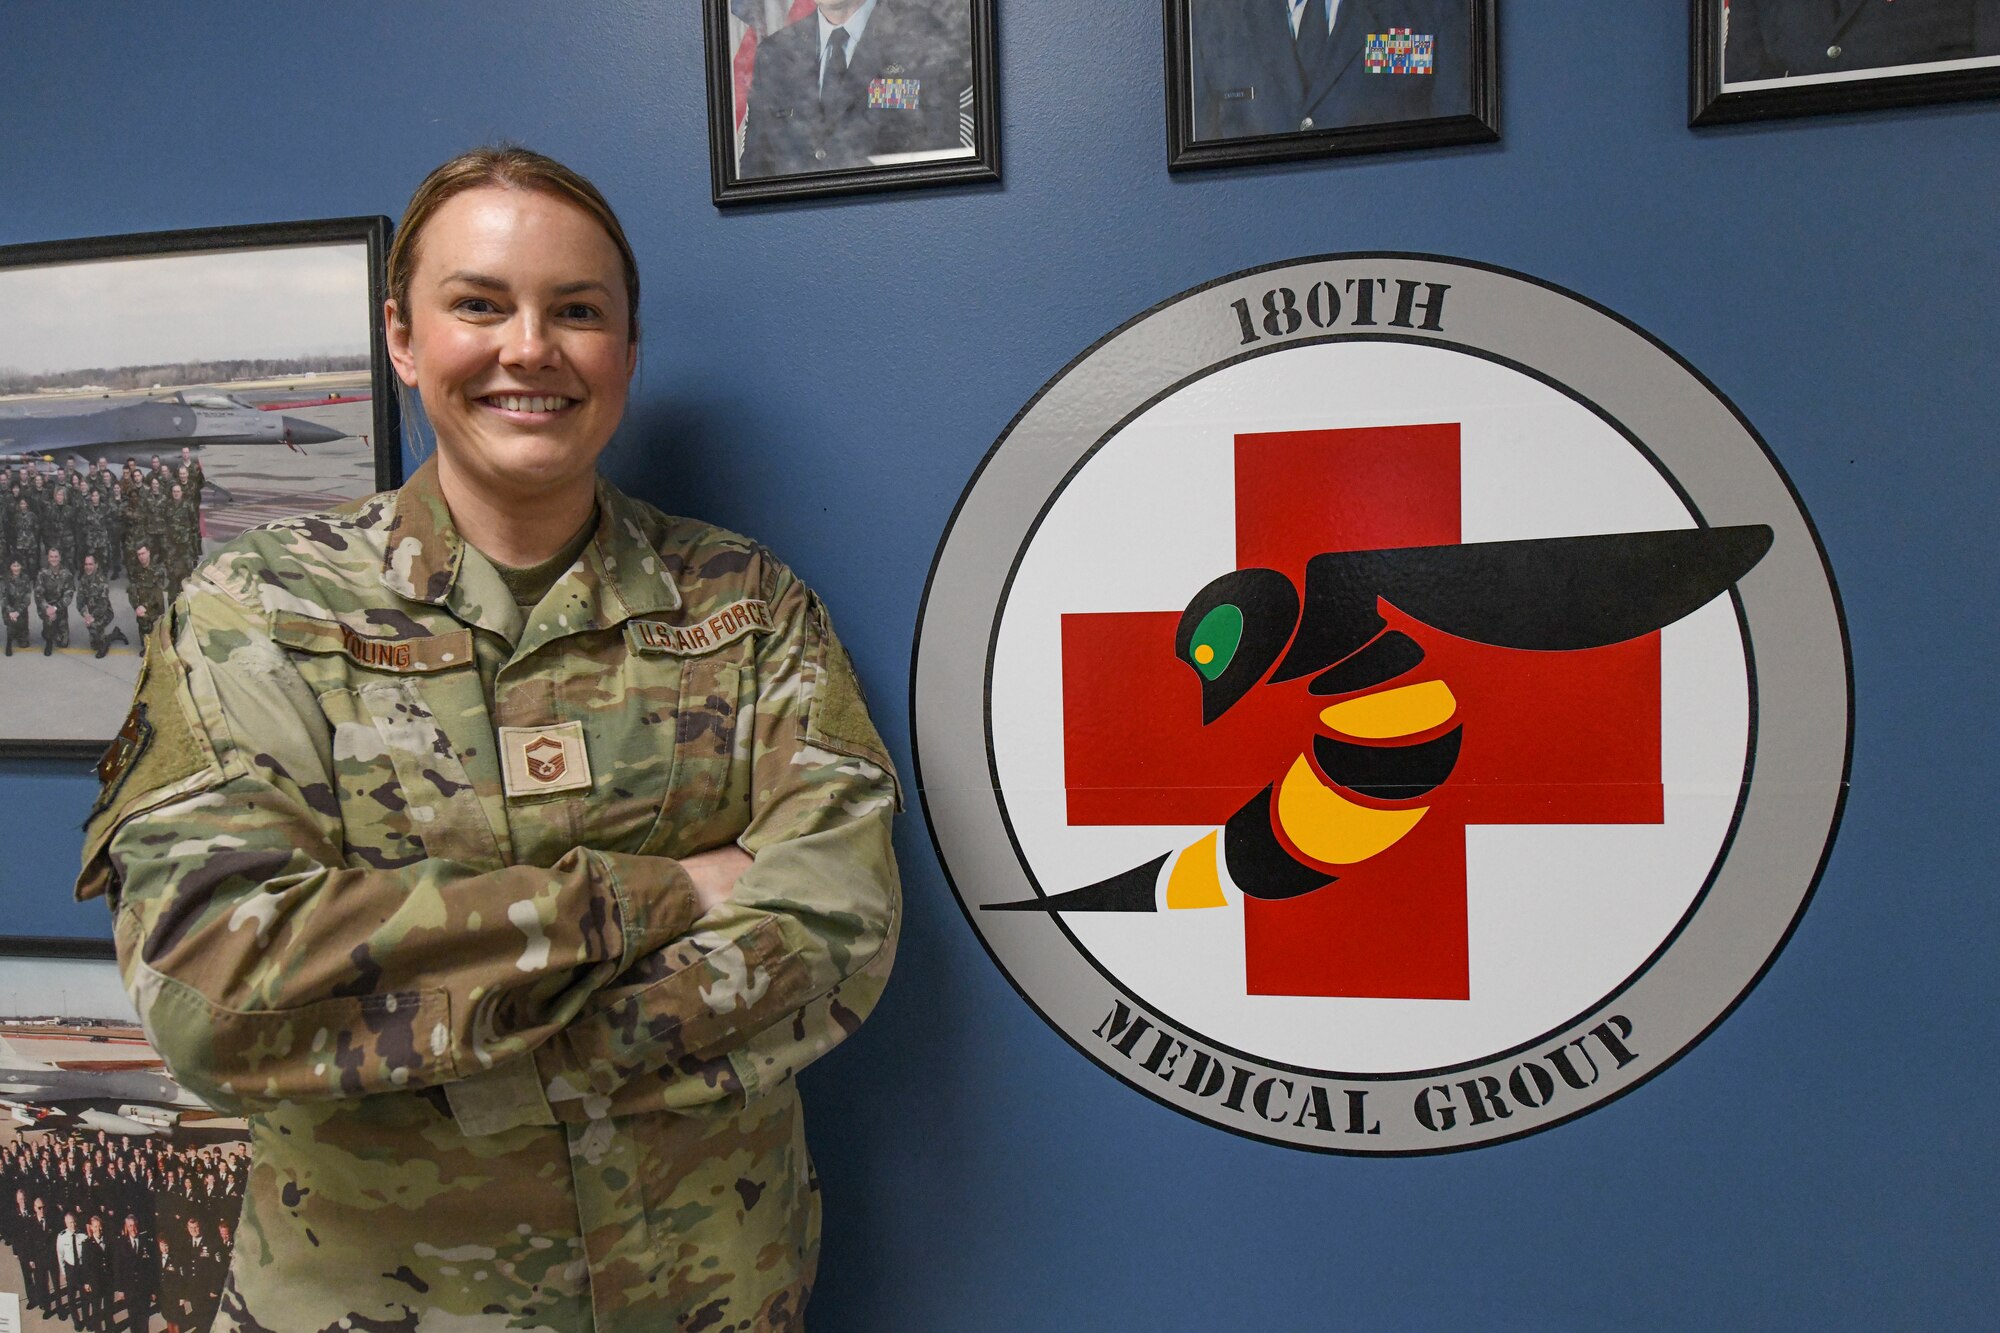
[736, 0, 976, 179]
[1187, 0, 1476, 142]
[1723, 0, 2000, 84]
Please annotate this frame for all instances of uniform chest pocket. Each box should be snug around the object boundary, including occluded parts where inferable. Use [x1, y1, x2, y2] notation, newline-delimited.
[320, 680, 503, 871]
[635, 653, 750, 858]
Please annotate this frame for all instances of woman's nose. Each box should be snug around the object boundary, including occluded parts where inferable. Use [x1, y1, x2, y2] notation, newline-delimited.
[501, 313, 559, 368]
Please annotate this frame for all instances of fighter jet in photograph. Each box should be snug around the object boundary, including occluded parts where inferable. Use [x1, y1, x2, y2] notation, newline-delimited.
[0, 390, 350, 472]
[0, 1029, 211, 1136]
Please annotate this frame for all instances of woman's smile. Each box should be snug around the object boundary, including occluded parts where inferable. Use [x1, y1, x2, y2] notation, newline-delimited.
[478, 392, 577, 416]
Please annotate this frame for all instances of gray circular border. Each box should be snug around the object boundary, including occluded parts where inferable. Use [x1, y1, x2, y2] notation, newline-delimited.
[912, 255, 1852, 1154]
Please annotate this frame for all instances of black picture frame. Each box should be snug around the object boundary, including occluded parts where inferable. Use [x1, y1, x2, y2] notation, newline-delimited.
[704, 0, 1001, 206]
[0, 934, 114, 961]
[0, 216, 401, 764]
[1691, 0, 2000, 126]
[1164, 0, 1498, 171]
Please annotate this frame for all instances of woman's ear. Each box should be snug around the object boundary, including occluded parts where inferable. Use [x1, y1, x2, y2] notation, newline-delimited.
[384, 299, 419, 388]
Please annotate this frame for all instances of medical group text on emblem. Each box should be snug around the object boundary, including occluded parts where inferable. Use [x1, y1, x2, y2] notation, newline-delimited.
[1092, 998, 1641, 1142]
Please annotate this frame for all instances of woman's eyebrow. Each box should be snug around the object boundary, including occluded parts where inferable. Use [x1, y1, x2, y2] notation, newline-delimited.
[438, 271, 609, 298]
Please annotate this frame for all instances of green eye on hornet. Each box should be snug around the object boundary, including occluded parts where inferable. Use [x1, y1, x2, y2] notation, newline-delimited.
[1189, 604, 1243, 681]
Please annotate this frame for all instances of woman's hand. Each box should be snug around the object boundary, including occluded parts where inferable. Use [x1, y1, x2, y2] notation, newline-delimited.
[681, 845, 753, 915]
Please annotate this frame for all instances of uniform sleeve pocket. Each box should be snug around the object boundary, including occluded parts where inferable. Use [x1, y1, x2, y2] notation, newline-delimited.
[639, 655, 746, 856]
[136, 961, 453, 1106]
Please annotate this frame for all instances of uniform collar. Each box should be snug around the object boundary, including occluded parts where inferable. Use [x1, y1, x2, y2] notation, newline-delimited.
[381, 456, 682, 646]
[820, 0, 881, 59]
[380, 455, 464, 605]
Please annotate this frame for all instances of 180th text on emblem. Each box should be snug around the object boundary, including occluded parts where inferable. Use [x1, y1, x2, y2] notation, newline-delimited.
[1230, 274, 1450, 346]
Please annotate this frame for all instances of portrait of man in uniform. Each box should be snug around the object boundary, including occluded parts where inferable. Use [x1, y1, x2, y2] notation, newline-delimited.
[1189, 0, 1474, 139]
[713, 0, 993, 197]
[1723, 0, 2000, 84]
[1167, 1, 1496, 168]
[1695, 0, 2000, 123]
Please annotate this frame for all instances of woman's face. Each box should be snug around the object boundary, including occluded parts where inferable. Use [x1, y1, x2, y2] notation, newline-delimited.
[387, 185, 635, 504]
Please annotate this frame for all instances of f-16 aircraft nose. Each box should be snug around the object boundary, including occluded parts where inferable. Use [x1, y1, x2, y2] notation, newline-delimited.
[281, 417, 347, 445]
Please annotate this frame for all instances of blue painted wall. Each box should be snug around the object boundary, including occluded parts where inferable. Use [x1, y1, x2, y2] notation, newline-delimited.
[3, 4, 1993, 1326]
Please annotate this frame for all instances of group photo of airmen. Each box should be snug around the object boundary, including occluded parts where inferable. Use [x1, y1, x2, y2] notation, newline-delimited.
[2, 1129, 246, 1332]
[1, 450, 207, 661]
[3, 1128, 248, 1320]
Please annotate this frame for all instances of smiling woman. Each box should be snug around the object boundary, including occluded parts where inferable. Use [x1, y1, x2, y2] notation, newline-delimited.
[385, 156, 641, 567]
[76, 146, 903, 1331]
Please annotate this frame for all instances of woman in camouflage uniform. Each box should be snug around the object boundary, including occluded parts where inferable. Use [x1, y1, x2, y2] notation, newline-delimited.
[79, 147, 900, 1331]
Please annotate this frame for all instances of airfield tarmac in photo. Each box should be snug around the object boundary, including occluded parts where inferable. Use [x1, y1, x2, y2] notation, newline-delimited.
[0, 376, 383, 745]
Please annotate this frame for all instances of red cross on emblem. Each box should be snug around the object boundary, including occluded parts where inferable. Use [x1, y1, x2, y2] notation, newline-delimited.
[1058, 423, 1663, 1000]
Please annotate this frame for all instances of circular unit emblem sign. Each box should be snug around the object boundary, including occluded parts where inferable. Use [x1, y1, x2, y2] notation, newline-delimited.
[914, 256, 1849, 1153]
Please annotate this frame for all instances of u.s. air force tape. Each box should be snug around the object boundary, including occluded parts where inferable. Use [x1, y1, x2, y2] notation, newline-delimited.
[626, 598, 773, 656]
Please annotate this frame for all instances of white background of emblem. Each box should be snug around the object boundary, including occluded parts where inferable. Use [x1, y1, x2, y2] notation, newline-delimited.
[989, 341, 1751, 1073]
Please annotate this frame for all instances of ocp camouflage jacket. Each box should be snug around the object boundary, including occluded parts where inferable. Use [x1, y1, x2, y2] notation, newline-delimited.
[78, 457, 902, 1331]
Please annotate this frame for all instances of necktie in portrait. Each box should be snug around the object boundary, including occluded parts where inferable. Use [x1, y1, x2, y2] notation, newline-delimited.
[1295, 0, 1333, 74]
[823, 25, 850, 100]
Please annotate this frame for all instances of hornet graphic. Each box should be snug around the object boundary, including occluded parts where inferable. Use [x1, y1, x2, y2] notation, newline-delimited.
[989, 525, 1773, 914]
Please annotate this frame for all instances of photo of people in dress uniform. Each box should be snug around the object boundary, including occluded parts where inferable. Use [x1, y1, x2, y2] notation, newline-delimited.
[0, 240, 387, 748]
[1186, 0, 1476, 142]
[726, 0, 978, 177]
[0, 961, 249, 1332]
[1722, 0, 2000, 86]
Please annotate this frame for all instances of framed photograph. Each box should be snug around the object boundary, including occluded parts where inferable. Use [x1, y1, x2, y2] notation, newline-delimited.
[1692, 0, 2000, 125]
[1164, 0, 1498, 171]
[0, 218, 400, 762]
[0, 956, 251, 1327]
[704, 0, 1000, 205]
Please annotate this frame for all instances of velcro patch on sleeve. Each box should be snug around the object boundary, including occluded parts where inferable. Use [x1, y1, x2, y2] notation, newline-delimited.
[804, 594, 903, 809]
[78, 619, 223, 902]
[627, 598, 774, 656]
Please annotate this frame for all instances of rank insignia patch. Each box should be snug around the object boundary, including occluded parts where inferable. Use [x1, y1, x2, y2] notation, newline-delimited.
[499, 721, 593, 798]
[869, 77, 921, 110]
[1365, 28, 1435, 74]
